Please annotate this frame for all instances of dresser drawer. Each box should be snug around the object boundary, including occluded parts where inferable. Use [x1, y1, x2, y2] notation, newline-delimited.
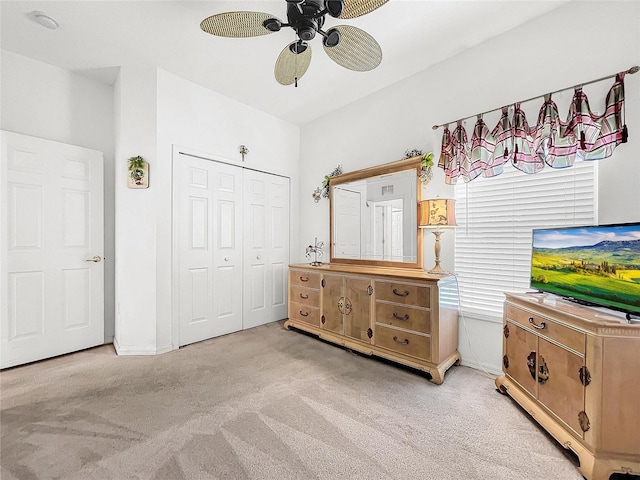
[506, 304, 585, 354]
[375, 302, 430, 335]
[290, 285, 320, 307]
[289, 302, 320, 327]
[375, 280, 430, 308]
[290, 269, 321, 289]
[375, 324, 431, 361]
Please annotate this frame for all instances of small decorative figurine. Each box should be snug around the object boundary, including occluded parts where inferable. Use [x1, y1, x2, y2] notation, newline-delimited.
[305, 237, 325, 266]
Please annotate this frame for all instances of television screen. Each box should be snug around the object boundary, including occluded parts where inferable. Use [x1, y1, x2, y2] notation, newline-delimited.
[530, 223, 640, 316]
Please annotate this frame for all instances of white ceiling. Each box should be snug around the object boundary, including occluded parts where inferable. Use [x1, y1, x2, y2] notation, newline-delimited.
[1, 1, 569, 125]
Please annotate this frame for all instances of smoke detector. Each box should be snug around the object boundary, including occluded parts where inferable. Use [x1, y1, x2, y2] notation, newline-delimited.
[29, 11, 59, 30]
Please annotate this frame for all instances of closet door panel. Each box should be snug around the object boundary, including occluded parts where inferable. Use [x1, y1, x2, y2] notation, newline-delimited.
[268, 178, 289, 320]
[212, 162, 243, 336]
[175, 157, 242, 346]
[243, 170, 290, 329]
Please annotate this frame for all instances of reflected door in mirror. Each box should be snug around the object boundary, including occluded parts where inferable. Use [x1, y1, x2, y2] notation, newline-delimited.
[333, 187, 361, 259]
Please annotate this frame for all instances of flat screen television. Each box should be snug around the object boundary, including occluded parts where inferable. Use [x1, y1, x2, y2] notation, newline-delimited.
[530, 223, 640, 317]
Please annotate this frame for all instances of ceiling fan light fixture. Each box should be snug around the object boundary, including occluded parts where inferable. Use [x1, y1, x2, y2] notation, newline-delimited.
[263, 18, 282, 32]
[296, 19, 317, 41]
[326, 1, 345, 18]
[289, 40, 308, 55]
[323, 28, 341, 48]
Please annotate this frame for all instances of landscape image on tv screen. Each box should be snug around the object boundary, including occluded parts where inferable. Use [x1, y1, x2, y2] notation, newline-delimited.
[530, 224, 640, 316]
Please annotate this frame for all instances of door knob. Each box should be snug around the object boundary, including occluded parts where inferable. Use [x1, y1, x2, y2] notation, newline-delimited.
[224, 257, 230, 261]
[85, 255, 102, 263]
[257, 255, 262, 260]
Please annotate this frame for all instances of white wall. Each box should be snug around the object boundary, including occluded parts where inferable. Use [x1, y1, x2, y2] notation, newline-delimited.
[0, 50, 117, 343]
[113, 67, 159, 354]
[299, 1, 640, 373]
[113, 67, 300, 353]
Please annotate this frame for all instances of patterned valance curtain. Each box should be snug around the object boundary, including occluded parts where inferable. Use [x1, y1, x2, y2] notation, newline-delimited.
[437, 72, 629, 184]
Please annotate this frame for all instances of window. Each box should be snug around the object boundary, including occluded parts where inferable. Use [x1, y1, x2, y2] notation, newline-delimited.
[454, 162, 597, 322]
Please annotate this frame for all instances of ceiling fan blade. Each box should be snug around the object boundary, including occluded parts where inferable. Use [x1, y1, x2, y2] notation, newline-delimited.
[323, 25, 382, 71]
[339, 0, 388, 19]
[200, 12, 282, 37]
[275, 42, 312, 86]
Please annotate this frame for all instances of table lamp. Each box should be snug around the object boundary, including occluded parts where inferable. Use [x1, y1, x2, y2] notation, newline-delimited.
[419, 198, 456, 274]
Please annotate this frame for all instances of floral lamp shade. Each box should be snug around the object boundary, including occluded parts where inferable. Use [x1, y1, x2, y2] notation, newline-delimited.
[419, 198, 457, 228]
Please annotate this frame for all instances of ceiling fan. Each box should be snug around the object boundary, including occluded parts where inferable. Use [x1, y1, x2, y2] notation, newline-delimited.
[200, 0, 388, 86]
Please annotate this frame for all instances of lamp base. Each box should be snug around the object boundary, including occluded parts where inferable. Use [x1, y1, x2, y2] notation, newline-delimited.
[427, 264, 451, 275]
[427, 229, 451, 275]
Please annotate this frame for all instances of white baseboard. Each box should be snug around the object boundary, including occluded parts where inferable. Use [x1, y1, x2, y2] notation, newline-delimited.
[459, 357, 502, 377]
[113, 337, 175, 356]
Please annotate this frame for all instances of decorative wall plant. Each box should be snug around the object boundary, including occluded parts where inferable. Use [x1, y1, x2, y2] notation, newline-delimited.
[420, 152, 434, 185]
[127, 155, 149, 189]
[312, 164, 343, 202]
[404, 149, 434, 185]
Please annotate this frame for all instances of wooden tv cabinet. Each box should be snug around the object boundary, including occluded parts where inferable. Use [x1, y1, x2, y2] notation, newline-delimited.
[285, 263, 460, 384]
[496, 293, 640, 480]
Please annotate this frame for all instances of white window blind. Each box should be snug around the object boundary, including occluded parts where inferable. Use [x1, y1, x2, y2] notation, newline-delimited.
[454, 162, 597, 322]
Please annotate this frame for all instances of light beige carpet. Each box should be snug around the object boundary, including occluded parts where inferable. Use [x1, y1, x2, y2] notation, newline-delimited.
[1, 321, 582, 480]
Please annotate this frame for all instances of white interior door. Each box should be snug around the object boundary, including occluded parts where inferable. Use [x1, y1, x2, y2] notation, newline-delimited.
[243, 170, 290, 329]
[174, 155, 243, 347]
[1, 131, 104, 368]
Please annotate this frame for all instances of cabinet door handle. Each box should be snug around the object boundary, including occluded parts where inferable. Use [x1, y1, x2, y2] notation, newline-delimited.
[393, 336, 409, 346]
[392, 288, 409, 297]
[528, 317, 546, 330]
[367, 285, 373, 296]
[337, 297, 345, 314]
[299, 310, 309, 317]
[393, 312, 409, 321]
[345, 298, 352, 315]
[300, 276, 309, 282]
[299, 293, 309, 299]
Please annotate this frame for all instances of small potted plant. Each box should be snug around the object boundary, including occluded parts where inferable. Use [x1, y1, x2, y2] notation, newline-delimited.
[128, 155, 148, 188]
[420, 152, 434, 185]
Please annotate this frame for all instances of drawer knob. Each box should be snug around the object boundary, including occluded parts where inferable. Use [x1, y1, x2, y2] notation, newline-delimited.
[393, 312, 409, 321]
[393, 336, 409, 346]
[299, 293, 309, 299]
[528, 317, 546, 330]
[299, 310, 309, 317]
[392, 288, 410, 297]
[300, 276, 309, 282]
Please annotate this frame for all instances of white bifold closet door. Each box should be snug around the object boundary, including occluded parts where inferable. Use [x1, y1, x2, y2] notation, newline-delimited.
[175, 156, 243, 346]
[1, 131, 104, 368]
[174, 154, 289, 347]
[242, 169, 289, 329]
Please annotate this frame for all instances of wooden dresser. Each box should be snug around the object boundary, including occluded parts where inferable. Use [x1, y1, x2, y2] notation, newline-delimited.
[286, 263, 460, 384]
[496, 293, 640, 480]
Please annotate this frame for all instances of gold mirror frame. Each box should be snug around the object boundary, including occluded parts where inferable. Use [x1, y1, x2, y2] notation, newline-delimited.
[329, 156, 424, 269]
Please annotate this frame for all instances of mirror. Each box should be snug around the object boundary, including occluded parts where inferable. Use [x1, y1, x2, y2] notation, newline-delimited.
[330, 157, 423, 268]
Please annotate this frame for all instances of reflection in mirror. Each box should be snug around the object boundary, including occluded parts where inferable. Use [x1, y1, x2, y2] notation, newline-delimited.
[332, 167, 418, 264]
